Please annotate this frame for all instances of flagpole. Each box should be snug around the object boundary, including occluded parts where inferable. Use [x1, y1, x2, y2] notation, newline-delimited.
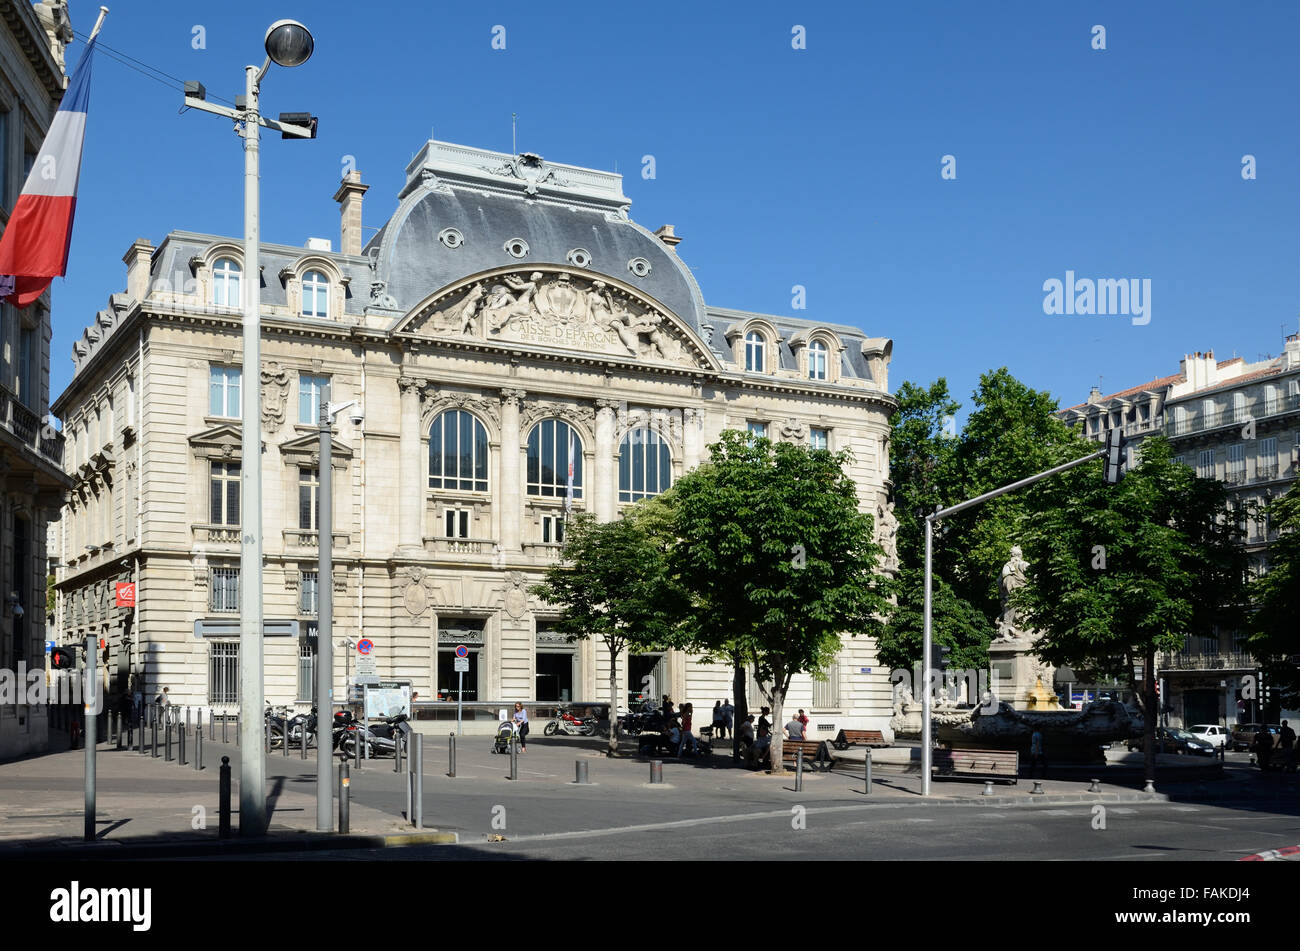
[89, 7, 109, 41]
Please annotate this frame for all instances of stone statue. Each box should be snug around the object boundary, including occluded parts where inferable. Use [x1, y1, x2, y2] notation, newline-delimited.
[34, 1, 74, 72]
[260, 362, 290, 429]
[483, 273, 542, 332]
[994, 545, 1030, 641]
[876, 503, 899, 573]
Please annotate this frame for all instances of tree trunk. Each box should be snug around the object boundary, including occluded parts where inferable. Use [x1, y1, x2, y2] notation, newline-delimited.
[768, 687, 786, 775]
[732, 655, 747, 762]
[607, 644, 620, 757]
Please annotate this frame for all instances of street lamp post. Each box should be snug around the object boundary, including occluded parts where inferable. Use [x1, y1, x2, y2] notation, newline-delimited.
[183, 20, 317, 835]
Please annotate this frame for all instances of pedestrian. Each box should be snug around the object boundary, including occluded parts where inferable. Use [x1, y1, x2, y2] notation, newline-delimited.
[678, 702, 697, 757]
[720, 698, 733, 739]
[712, 700, 725, 739]
[1029, 727, 1046, 778]
[1280, 720, 1296, 773]
[784, 715, 805, 741]
[757, 706, 771, 741]
[796, 708, 810, 739]
[155, 686, 170, 726]
[513, 701, 529, 752]
[661, 694, 674, 720]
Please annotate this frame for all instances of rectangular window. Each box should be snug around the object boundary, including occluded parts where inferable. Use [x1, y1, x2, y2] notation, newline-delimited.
[209, 642, 239, 704]
[1226, 444, 1245, 483]
[1258, 437, 1278, 479]
[209, 366, 241, 417]
[297, 636, 316, 703]
[747, 421, 768, 441]
[299, 571, 319, 616]
[541, 514, 565, 544]
[209, 462, 240, 525]
[812, 663, 840, 709]
[444, 508, 470, 539]
[210, 568, 240, 613]
[299, 374, 328, 425]
[809, 428, 829, 451]
[298, 467, 320, 531]
[1197, 449, 1215, 478]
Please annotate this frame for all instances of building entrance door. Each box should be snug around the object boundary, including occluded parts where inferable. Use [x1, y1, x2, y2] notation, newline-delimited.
[628, 653, 665, 708]
[1183, 688, 1219, 727]
[536, 651, 574, 702]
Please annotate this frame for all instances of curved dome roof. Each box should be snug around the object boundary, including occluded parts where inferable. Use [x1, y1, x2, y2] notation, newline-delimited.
[368, 141, 708, 335]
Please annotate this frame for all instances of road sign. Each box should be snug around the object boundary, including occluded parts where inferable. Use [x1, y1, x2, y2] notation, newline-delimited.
[115, 582, 136, 607]
[454, 644, 469, 659]
[357, 639, 373, 655]
[45, 640, 54, 654]
[454, 657, 469, 673]
[355, 658, 378, 683]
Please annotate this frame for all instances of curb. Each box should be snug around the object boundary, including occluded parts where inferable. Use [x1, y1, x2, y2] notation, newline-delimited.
[0, 828, 459, 861]
[1238, 844, 1300, 862]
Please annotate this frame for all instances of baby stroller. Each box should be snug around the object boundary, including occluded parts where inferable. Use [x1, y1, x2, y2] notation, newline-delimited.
[492, 719, 519, 754]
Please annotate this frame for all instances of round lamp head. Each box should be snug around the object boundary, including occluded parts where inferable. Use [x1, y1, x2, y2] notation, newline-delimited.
[264, 19, 314, 68]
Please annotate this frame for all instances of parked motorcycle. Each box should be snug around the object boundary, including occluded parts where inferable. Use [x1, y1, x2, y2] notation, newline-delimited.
[265, 705, 292, 748]
[544, 707, 597, 736]
[336, 712, 410, 758]
[286, 707, 318, 749]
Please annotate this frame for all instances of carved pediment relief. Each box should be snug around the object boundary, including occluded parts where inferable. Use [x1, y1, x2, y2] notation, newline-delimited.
[418, 386, 502, 430]
[189, 424, 244, 460]
[402, 267, 712, 370]
[279, 432, 353, 467]
[521, 400, 595, 432]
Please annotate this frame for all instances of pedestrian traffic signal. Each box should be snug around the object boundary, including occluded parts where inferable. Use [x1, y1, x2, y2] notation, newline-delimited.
[50, 646, 75, 670]
[1104, 428, 1125, 485]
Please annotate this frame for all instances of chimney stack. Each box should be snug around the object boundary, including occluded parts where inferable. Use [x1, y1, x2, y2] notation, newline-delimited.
[122, 238, 154, 302]
[654, 224, 682, 251]
[333, 171, 369, 257]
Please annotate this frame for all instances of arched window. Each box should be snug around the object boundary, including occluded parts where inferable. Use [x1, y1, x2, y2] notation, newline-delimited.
[527, 419, 583, 499]
[619, 428, 671, 502]
[211, 258, 241, 308]
[808, 339, 828, 380]
[302, 270, 329, 318]
[428, 410, 489, 492]
[744, 331, 766, 373]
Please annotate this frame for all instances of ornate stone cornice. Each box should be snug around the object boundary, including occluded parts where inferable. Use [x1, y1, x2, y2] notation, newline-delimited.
[520, 400, 595, 431]
[499, 387, 527, 408]
[420, 387, 502, 429]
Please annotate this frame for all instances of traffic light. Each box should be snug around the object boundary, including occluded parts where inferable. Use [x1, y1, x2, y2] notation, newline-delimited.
[1104, 428, 1125, 485]
[937, 643, 951, 672]
[50, 646, 75, 670]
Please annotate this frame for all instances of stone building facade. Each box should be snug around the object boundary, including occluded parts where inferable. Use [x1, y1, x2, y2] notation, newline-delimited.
[51, 139, 898, 736]
[0, 0, 72, 758]
[1059, 335, 1300, 728]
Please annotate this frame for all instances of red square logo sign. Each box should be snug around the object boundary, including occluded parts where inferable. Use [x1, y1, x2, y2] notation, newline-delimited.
[115, 582, 136, 607]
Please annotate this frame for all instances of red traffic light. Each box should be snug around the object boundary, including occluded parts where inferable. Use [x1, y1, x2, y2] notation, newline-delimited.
[50, 647, 75, 670]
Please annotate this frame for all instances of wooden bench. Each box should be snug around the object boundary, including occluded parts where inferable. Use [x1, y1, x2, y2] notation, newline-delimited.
[781, 739, 833, 771]
[931, 748, 1019, 784]
[831, 729, 888, 751]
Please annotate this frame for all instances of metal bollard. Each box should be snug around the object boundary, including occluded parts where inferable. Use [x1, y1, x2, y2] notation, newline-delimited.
[138, 709, 145, 754]
[235, 712, 240, 748]
[650, 760, 663, 784]
[1088, 778, 1102, 793]
[509, 733, 519, 780]
[218, 756, 232, 839]
[186, 706, 191, 735]
[222, 711, 228, 744]
[354, 727, 361, 770]
[338, 762, 350, 834]
[412, 734, 423, 830]
[195, 728, 203, 771]
[795, 748, 804, 792]
[1143, 779, 1156, 795]
[115, 713, 123, 751]
[283, 719, 289, 758]
[575, 760, 589, 784]
[165, 722, 173, 761]
[982, 780, 994, 796]
[865, 749, 872, 795]
[179, 724, 186, 766]
[394, 731, 403, 773]
[151, 716, 158, 758]
[1030, 780, 1045, 795]
[209, 707, 214, 741]
[448, 733, 456, 778]
[265, 717, 271, 754]
[301, 722, 307, 760]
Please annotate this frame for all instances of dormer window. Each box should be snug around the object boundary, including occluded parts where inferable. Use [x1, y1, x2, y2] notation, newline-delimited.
[211, 258, 241, 308]
[808, 339, 828, 381]
[745, 332, 766, 373]
[302, 270, 329, 318]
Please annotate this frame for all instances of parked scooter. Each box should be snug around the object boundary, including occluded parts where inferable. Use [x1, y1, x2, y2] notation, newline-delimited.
[336, 712, 410, 758]
[265, 705, 292, 748]
[286, 707, 318, 749]
[544, 707, 597, 737]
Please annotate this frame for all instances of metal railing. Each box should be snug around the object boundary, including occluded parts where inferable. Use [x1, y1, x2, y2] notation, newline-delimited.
[1166, 391, 1300, 439]
[0, 383, 64, 467]
[1156, 650, 1256, 671]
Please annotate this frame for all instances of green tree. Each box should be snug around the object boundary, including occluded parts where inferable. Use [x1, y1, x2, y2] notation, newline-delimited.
[945, 368, 1092, 617]
[889, 379, 960, 569]
[667, 431, 889, 772]
[1248, 482, 1300, 708]
[1017, 436, 1249, 784]
[530, 512, 686, 756]
[878, 568, 994, 673]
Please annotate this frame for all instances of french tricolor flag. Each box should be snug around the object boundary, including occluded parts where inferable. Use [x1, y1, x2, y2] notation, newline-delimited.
[0, 36, 98, 309]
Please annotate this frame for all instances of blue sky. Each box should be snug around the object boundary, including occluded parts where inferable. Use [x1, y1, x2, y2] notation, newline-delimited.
[47, 0, 1300, 419]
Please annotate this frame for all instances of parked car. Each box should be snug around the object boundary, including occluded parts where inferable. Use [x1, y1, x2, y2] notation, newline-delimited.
[1187, 724, 1229, 749]
[1128, 727, 1216, 756]
[1229, 723, 1279, 752]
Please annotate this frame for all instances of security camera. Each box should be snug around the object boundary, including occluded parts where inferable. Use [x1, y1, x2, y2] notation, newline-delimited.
[348, 409, 365, 426]
[12, 604, 23, 619]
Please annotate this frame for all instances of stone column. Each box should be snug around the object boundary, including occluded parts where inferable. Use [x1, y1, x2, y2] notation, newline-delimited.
[499, 388, 525, 552]
[397, 376, 424, 553]
[682, 407, 703, 470]
[594, 399, 618, 522]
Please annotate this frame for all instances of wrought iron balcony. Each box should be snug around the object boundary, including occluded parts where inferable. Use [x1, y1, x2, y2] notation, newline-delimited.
[1166, 391, 1300, 440]
[0, 383, 64, 468]
[1156, 650, 1256, 671]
